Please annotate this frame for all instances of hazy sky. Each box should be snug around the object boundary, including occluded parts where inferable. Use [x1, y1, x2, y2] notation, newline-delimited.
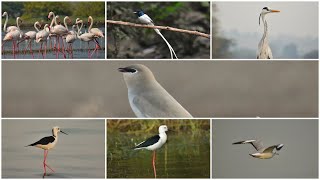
[215, 2, 319, 38]
[213, 119, 318, 178]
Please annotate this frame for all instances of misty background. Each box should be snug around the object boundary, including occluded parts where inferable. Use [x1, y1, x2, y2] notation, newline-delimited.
[213, 2, 319, 59]
[213, 119, 318, 178]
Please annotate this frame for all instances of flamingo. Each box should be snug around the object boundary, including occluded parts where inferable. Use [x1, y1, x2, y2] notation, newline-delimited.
[65, 25, 78, 58]
[2, 16, 23, 58]
[88, 16, 104, 38]
[17, 21, 41, 58]
[76, 19, 101, 58]
[36, 24, 50, 58]
[2, 12, 22, 33]
[48, 12, 68, 58]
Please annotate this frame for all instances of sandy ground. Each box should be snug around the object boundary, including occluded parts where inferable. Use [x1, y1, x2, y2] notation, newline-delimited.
[2, 60, 318, 117]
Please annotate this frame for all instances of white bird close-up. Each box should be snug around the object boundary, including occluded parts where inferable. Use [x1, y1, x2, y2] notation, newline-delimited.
[134, 10, 178, 59]
[118, 64, 192, 118]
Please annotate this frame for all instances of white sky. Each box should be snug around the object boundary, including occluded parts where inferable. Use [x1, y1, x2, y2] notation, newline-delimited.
[215, 2, 319, 38]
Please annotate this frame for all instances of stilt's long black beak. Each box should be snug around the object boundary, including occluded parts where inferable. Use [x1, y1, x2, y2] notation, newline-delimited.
[60, 130, 68, 135]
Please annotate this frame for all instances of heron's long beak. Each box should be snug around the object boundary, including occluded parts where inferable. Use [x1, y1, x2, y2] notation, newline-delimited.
[271, 9, 280, 13]
[60, 130, 68, 135]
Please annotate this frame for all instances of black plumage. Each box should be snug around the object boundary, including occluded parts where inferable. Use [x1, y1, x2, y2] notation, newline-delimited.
[27, 136, 55, 146]
[134, 135, 160, 149]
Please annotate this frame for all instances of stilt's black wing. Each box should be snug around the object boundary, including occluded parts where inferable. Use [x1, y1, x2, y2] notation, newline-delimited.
[27, 136, 55, 146]
[134, 135, 160, 149]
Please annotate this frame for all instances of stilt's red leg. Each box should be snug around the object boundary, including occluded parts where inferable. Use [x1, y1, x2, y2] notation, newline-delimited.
[152, 151, 157, 178]
[43, 150, 47, 176]
[44, 150, 55, 173]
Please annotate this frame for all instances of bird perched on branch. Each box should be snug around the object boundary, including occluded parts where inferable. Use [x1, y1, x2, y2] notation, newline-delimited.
[134, 10, 178, 59]
[257, 7, 280, 59]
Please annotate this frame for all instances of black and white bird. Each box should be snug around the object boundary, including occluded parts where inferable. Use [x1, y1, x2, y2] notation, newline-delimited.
[233, 139, 284, 159]
[134, 125, 168, 178]
[134, 10, 178, 59]
[257, 7, 280, 59]
[26, 126, 67, 177]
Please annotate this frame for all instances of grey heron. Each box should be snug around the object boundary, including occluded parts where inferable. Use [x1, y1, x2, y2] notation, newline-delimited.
[257, 7, 280, 59]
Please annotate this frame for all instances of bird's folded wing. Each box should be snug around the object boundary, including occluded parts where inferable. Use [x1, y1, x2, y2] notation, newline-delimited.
[134, 135, 160, 149]
[132, 92, 191, 118]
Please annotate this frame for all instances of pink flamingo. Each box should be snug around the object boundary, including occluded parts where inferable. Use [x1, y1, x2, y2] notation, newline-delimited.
[2, 12, 22, 33]
[17, 21, 41, 58]
[76, 19, 101, 58]
[36, 24, 50, 58]
[2, 15, 23, 58]
[48, 12, 68, 58]
[66, 25, 78, 58]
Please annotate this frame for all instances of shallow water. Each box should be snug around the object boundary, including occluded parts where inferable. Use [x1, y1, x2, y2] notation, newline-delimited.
[2, 119, 105, 178]
[2, 27, 105, 59]
[107, 129, 210, 178]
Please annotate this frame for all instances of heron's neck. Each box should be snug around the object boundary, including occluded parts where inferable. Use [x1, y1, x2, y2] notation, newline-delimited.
[261, 15, 268, 43]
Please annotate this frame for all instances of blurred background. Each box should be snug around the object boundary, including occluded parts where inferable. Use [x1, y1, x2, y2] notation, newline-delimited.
[213, 119, 318, 178]
[2, 61, 318, 117]
[107, 2, 210, 59]
[107, 119, 210, 178]
[1, 2, 105, 59]
[213, 2, 319, 59]
[2, 119, 105, 178]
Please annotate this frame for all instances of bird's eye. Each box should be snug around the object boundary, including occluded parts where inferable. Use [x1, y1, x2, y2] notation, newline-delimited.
[128, 68, 137, 73]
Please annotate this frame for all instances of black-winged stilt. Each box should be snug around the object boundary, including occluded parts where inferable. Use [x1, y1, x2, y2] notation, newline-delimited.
[134, 125, 168, 178]
[26, 126, 67, 177]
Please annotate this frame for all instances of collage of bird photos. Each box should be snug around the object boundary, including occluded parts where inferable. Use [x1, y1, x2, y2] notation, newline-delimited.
[1, 0, 319, 179]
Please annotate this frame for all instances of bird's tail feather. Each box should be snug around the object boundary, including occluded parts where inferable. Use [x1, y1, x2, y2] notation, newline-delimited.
[153, 28, 178, 59]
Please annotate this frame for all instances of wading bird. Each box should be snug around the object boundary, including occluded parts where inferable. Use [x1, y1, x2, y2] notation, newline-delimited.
[134, 10, 178, 59]
[233, 139, 284, 159]
[26, 126, 67, 178]
[134, 125, 168, 178]
[257, 7, 280, 59]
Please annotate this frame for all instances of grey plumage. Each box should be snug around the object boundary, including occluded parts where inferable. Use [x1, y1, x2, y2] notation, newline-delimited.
[118, 64, 192, 118]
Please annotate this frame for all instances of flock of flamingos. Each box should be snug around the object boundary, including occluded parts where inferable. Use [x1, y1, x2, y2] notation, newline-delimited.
[2, 11, 105, 59]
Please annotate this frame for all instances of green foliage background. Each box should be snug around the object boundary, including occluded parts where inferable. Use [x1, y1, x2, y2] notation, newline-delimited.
[2, 2, 105, 25]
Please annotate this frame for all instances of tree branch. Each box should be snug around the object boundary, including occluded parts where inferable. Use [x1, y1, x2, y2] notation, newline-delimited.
[106, 20, 210, 39]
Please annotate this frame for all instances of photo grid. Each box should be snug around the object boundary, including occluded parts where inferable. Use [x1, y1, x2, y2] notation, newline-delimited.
[1, 0, 319, 179]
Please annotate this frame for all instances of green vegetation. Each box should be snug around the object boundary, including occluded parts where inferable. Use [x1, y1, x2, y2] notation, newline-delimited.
[2, 2, 105, 26]
[107, 119, 210, 135]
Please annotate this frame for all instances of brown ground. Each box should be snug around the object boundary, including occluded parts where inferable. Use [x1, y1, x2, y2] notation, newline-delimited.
[2, 60, 318, 117]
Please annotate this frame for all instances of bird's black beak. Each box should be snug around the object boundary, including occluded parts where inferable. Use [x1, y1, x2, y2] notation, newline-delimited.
[60, 131, 68, 135]
[118, 67, 137, 73]
[133, 12, 137, 14]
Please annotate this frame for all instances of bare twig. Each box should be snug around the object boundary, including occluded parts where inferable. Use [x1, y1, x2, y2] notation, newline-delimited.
[106, 20, 210, 39]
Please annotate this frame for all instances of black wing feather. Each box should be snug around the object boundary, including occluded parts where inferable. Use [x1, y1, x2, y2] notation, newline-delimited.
[27, 136, 55, 146]
[135, 135, 160, 149]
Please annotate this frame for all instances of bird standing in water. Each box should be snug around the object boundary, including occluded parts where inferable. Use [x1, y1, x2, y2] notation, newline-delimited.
[26, 126, 68, 178]
[134, 125, 168, 178]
